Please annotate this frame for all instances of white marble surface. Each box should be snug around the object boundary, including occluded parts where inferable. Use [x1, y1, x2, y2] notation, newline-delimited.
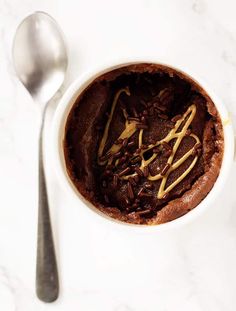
[1, 0, 236, 310]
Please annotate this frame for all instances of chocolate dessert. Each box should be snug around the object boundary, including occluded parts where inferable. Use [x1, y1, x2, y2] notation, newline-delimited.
[64, 64, 224, 225]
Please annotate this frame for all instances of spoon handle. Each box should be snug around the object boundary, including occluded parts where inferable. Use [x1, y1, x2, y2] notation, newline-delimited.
[36, 114, 59, 302]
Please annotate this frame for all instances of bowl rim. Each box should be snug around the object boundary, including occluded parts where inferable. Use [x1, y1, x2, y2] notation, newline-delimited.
[51, 58, 235, 232]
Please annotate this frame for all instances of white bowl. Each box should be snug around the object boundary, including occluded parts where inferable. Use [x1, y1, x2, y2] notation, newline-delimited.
[51, 58, 234, 231]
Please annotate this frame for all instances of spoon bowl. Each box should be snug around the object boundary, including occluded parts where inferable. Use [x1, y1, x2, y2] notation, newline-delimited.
[13, 11, 67, 103]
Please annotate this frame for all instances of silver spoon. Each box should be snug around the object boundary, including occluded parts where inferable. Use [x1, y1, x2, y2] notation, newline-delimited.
[12, 12, 68, 302]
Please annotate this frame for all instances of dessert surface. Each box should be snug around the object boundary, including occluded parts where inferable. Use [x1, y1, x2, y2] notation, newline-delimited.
[64, 64, 223, 224]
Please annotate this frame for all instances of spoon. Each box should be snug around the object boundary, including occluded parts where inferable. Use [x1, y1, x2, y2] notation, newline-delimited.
[12, 12, 68, 302]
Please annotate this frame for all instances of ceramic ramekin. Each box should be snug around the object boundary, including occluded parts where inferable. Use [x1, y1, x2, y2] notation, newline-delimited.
[51, 58, 234, 231]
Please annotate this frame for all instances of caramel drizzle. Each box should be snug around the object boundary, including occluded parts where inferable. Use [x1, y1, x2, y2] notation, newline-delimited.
[98, 87, 139, 165]
[98, 89, 200, 199]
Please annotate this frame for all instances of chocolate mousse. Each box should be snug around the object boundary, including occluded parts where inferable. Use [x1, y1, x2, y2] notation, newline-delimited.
[64, 64, 224, 225]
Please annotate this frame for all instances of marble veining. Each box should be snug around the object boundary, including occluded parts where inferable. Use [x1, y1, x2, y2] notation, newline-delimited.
[1, 0, 236, 310]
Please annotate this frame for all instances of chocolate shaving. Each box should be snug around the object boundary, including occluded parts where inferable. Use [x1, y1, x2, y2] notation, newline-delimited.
[141, 116, 146, 123]
[163, 149, 172, 157]
[161, 163, 171, 176]
[144, 182, 153, 189]
[127, 182, 135, 200]
[118, 167, 131, 177]
[124, 197, 130, 205]
[185, 129, 192, 136]
[113, 151, 122, 159]
[136, 124, 148, 129]
[128, 117, 140, 122]
[132, 203, 138, 209]
[162, 193, 169, 200]
[137, 187, 145, 197]
[136, 209, 151, 216]
[131, 107, 138, 117]
[149, 107, 154, 116]
[158, 113, 168, 120]
[171, 114, 182, 122]
[113, 174, 118, 187]
[128, 141, 135, 148]
[143, 166, 149, 177]
[122, 138, 128, 148]
[162, 141, 171, 151]
[135, 167, 144, 177]
[99, 152, 112, 161]
[131, 156, 141, 164]
[194, 142, 202, 150]
[129, 177, 137, 186]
